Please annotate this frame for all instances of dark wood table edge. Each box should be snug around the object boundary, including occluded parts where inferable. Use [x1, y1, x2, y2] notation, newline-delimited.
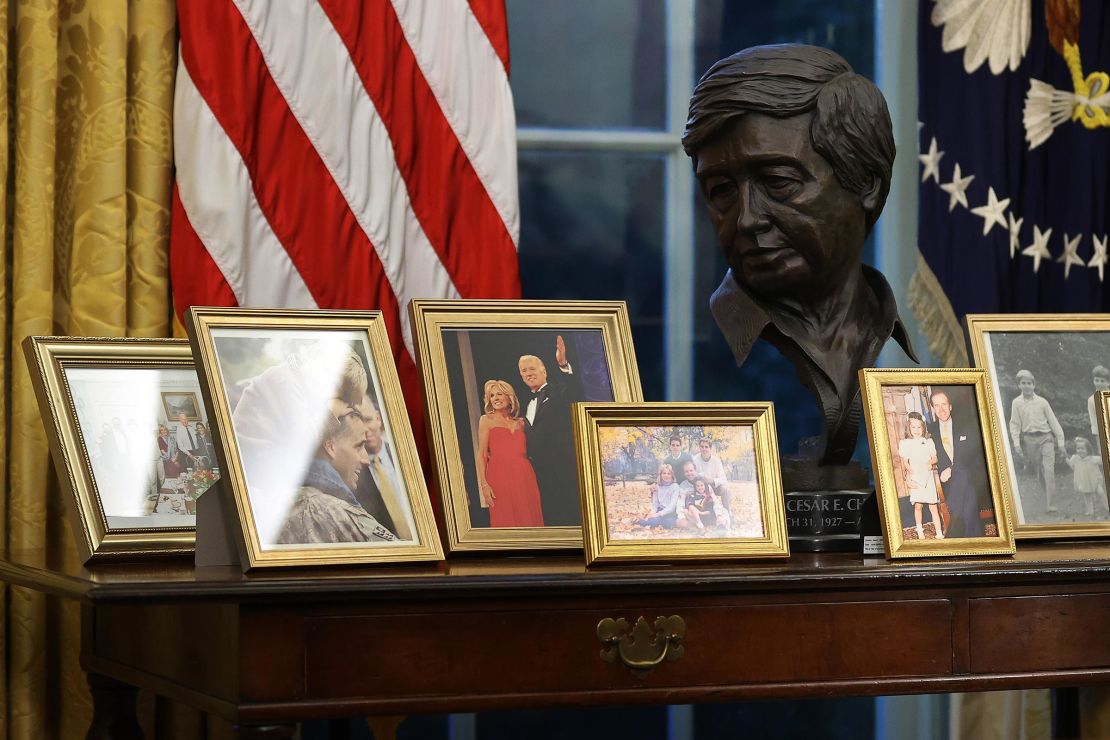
[9, 551, 1110, 605]
[213, 671, 1110, 722]
[79, 650, 1110, 725]
[0, 559, 94, 599]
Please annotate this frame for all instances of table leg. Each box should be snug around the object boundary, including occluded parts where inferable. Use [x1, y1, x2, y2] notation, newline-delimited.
[233, 723, 297, 739]
[85, 672, 144, 740]
[364, 715, 405, 740]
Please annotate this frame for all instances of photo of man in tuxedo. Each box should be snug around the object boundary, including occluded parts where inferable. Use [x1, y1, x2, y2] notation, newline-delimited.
[927, 388, 994, 538]
[441, 327, 616, 530]
[518, 335, 585, 526]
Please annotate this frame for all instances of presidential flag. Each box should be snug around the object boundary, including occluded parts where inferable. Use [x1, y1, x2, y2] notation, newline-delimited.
[169, 0, 522, 429]
[913, 0, 1110, 365]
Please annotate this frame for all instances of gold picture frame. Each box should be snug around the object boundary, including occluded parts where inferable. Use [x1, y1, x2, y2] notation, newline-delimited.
[186, 307, 444, 570]
[573, 402, 789, 565]
[410, 300, 642, 552]
[22, 336, 212, 562]
[1094, 391, 1110, 505]
[966, 314, 1110, 539]
[860, 369, 1016, 559]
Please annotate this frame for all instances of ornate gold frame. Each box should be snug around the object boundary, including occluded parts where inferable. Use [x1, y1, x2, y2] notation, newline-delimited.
[860, 369, 1016, 559]
[573, 402, 790, 565]
[186, 307, 444, 569]
[410, 300, 642, 552]
[966, 313, 1110, 539]
[22, 336, 199, 562]
[1095, 392, 1110, 505]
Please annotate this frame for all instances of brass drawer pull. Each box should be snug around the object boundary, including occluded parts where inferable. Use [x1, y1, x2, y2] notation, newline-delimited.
[597, 615, 686, 677]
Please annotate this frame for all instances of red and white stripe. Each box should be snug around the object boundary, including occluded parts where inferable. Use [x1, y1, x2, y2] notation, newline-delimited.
[170, 0, 521, 395]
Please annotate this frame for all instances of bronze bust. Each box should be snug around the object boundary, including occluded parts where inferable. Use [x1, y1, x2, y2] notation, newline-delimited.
[683, 44, 917, 477]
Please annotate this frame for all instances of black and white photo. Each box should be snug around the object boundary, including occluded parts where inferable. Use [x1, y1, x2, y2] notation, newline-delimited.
[968, 316, 1110, 536]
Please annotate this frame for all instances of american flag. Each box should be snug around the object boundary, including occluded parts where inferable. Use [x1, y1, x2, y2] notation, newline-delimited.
[169, 0, 522, 428]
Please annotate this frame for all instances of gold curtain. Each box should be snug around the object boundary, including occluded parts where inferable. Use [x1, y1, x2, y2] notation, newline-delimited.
[1, 1, 176, 738]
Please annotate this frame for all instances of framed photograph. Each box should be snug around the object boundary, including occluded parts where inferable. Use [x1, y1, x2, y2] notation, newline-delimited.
[22, 337, 218, 562]
[572, 402, 789, 565]
[186, 307, 444, 569]
[860, 369, 1015, 559]
[410, 300, 642, 551]
[161, 391, 201, 422]
[966, 314, 1110, 539]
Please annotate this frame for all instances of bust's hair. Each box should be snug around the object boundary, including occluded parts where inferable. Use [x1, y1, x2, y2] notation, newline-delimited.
[1093, 365, 1110, 380]
[682, 44, 894, 231]
[1016, 369, 1036, 384]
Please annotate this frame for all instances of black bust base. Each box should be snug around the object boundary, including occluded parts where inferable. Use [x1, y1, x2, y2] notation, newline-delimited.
[781, 457, 874, 553]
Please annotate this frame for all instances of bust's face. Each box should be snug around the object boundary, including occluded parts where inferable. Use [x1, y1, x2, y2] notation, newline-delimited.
[695, 112, 869, 301]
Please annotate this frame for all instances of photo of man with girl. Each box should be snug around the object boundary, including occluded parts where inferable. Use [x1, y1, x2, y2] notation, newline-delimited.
[878, 384, 998, 541]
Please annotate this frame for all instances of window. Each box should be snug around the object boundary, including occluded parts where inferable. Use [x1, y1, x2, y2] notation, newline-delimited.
[509, 0, 877, 461]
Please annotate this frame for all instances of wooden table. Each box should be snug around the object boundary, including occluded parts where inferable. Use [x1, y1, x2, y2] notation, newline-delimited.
[5, 544, 1110, 738]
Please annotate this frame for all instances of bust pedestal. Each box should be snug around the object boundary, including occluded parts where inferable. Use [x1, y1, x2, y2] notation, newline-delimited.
[781, 448, 876, 553]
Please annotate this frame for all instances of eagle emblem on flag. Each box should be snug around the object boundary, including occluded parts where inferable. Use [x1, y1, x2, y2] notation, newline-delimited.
[932, 0, 1106, 148]
[914, 0, 1110, 366]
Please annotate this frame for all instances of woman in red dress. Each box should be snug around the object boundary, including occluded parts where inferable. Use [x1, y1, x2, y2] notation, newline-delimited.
[476, 379, 545, 528]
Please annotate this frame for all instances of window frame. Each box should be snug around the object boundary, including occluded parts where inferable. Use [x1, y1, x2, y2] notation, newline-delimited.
[515, 0, 697, 401]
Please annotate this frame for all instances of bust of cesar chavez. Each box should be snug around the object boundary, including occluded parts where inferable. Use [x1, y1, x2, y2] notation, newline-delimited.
[683, 44, 917, 467]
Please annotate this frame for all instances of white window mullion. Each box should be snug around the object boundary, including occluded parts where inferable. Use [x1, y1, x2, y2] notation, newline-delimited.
[516, 128, 677, 151]
[664, 0, 696, 401]
[514, 0, 695, 402]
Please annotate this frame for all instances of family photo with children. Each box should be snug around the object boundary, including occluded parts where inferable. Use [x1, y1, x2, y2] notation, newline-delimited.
[597, 424, 765, 541]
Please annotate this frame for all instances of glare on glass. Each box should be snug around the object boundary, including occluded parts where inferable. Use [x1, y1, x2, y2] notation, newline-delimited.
[209, 328, 418, 550]
[65, 366, 218, 529]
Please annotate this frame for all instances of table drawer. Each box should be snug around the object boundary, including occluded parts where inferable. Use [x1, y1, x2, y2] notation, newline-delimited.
[301, 599, 952, 700]
[970, 594, 1110, 673]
